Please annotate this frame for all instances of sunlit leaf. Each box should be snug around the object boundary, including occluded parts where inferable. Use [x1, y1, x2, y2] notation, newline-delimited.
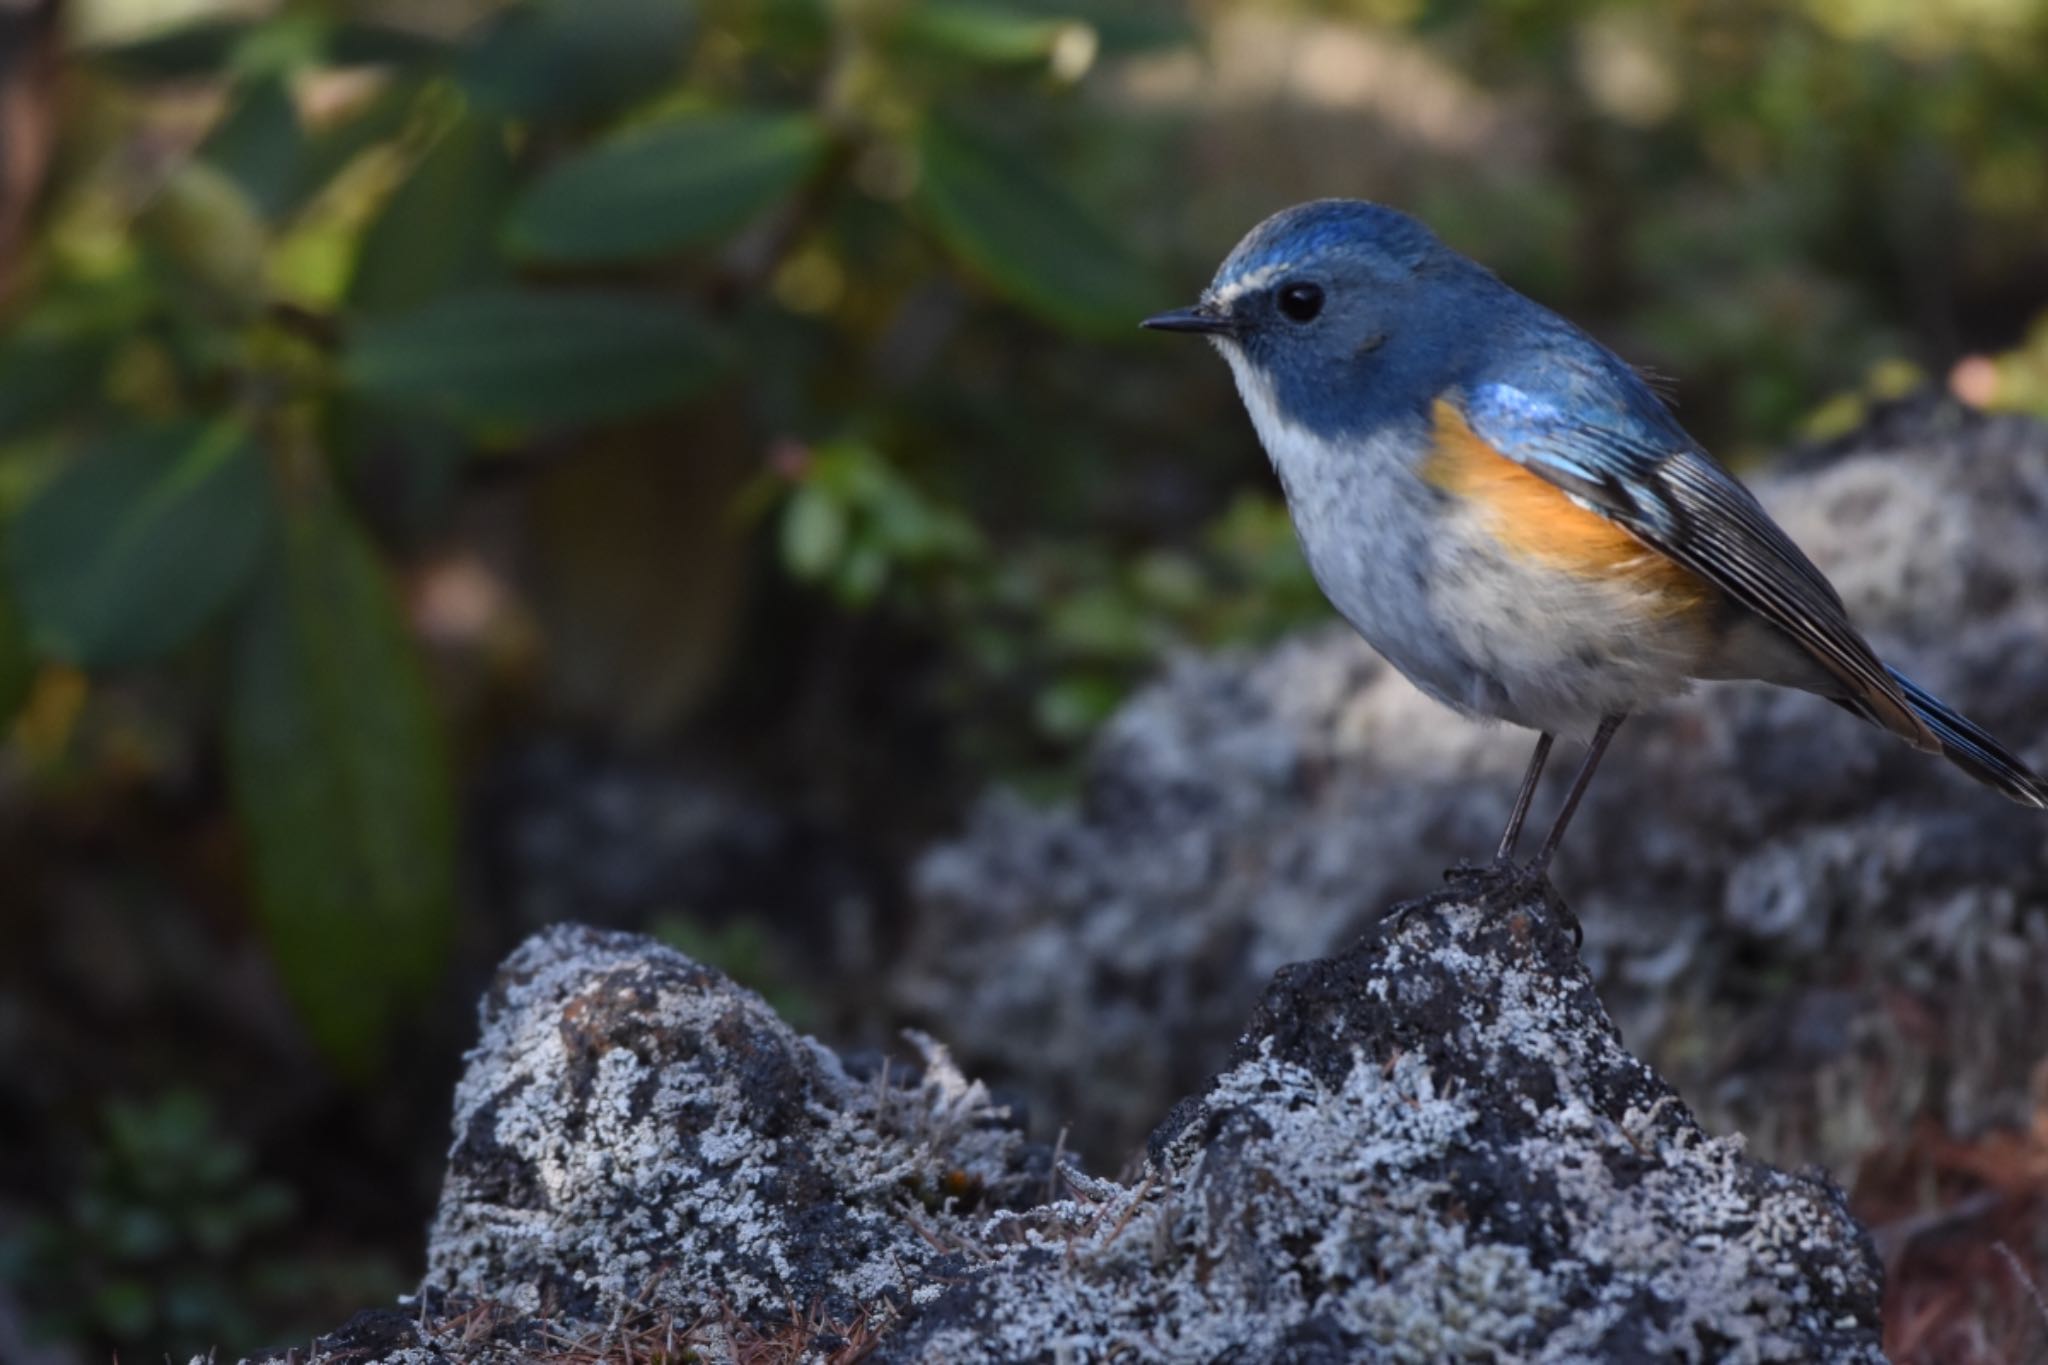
[137, 162, 271, 312]
[293, 81, 424, 204]
[781, 482, 847, 579]
[913, 117, 1163, 334]
[349, 114, 517, 315]
[227, 492, 454, 1078]
[507, 109, 827, 263]
[458, 0, 693, 121]
[8, 422, 271, 668]
[342, 290, 724, 428]
[203, 72, 418, 226]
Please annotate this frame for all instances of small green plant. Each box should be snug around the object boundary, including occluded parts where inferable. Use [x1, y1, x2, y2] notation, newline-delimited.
[0, 1090, 395, 1359]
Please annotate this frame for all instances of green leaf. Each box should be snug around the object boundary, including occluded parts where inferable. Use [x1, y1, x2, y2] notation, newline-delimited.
[326, 402, 467, 538]
[342, 290, 725, 429]
[202, 74, 416, 224]
[294, 80, 425, 205]
[0, 333, 110, 439]
[913, 117, 1163, 334]
[507, 109, 827, 264]
[349, 114, 517, 315]
[137, 162, 272, 311]
[201, 76, 307, 219]
[781, 482, 847, 579]
[893, 1, 1070, 64]
[325, 21, 452, 69]
[88, 18, 254, 79]
[8, 423, 272, 668]
[227, 493, 454, 1078]
[458, 0, 693, 122]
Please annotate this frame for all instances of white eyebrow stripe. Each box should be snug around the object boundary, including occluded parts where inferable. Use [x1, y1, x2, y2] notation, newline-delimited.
[1208, 260, 1292, 308]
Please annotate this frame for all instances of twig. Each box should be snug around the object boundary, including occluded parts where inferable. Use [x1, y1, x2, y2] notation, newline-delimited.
[1995, 1241, 2048, 1363]
[1100, 1174, 1156, 1249]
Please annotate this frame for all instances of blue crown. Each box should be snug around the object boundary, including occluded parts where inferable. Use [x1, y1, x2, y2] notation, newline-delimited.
[1211, 200, 1443, 299]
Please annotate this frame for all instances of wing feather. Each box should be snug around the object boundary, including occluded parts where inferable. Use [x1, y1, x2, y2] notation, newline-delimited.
[1460, 379, 1935, 749]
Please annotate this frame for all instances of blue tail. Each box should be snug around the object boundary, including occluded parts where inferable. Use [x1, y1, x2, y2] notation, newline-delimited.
[1886, 668, 2048, 809]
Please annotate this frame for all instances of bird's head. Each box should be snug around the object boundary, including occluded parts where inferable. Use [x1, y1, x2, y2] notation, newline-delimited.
[1144, 199, 1492, 437]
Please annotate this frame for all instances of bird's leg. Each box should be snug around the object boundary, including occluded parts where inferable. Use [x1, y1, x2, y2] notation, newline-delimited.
[1445, 731, 1554, 887]
[1495, 732, 1554, 863]
[1429, 717, 1616, 941]
[1523, 713, 1625, 880]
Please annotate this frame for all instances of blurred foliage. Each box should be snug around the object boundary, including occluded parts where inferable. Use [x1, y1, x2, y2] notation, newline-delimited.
[3, 0, 2047, 1074]
[3, 0, 2048, 1350]
[0, 1091, 398, 1357]
[1399, 0, 2048, 440]
[1961, 312, 2048, 414]
[0, 0, 1204, 1084]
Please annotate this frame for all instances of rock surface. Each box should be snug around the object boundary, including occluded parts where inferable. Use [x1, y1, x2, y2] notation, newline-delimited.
[423, 925, 1043, 1327]
[387, 885, 1883, 1364]
[897, 399, 2048, 1167]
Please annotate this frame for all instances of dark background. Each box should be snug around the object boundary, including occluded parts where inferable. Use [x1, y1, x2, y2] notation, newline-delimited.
[2, 0, 2047, 1359]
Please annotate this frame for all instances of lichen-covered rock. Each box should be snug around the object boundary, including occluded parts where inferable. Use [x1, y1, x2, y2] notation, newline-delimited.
[404, 886, 1883, 1364]
[892, 884, 1883, 1363]
[425, 924, 1045, 1324]
[897, 399, 2048, 1167]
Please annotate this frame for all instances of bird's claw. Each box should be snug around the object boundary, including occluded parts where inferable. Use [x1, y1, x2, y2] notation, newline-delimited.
[1443, 855, 1519, 889]
[1428, 855, 1582, 948]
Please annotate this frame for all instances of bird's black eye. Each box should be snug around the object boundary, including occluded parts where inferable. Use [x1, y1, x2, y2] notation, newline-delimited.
[1276, 281, 1324, 323]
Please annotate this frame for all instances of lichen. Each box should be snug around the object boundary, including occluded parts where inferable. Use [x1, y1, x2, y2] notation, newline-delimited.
[392, 885, 1885, 1364]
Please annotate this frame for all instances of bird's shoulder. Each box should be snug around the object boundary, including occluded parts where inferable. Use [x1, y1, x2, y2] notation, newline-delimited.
[1458, 308, 1689, 468]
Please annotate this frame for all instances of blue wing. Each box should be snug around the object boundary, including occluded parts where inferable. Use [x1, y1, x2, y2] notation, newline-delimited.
[1457, 353, 1933, 748]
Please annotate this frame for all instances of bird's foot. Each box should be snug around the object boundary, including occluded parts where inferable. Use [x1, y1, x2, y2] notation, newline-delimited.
[1435, 855, 1581, 947]
[1443, 855, 1520, 890]
[1449, 855, 1531, 896]
[1382, 885, 1462, 931]
[1385, 860, 1521, 931]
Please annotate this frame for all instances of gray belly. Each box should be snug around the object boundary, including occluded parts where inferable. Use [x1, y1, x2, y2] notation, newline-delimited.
[1273, 426, 1705, 736]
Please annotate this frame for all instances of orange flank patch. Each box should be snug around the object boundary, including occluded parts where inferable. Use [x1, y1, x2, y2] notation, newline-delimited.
[1420, 397, 1713, 615]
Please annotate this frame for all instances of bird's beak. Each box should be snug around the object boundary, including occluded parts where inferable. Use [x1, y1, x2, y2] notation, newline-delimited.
[1140, 304, 1235, 336]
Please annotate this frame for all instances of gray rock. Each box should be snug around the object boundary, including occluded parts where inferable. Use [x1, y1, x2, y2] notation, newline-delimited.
[400, 889, 1882, 1363]
[423, 924, 1043, 1326]
[897, 399, 2048, 1168]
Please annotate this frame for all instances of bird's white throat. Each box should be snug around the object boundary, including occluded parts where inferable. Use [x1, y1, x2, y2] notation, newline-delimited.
[1213, 342, 1349, 493]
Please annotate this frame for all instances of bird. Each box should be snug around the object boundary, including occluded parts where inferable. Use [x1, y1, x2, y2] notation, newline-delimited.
[1142, 198, 2046, 885]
